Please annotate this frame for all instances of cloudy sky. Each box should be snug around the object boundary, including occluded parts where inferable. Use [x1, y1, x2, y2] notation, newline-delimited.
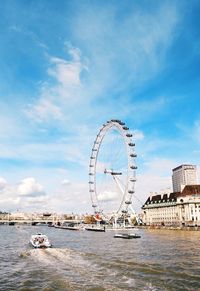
[0, 0, 200, 214]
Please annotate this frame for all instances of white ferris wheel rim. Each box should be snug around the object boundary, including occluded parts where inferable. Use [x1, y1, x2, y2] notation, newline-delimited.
[89, 119, 137, 216]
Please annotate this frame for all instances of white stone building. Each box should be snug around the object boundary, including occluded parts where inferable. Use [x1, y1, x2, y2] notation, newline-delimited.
[142, 185, 200, 227]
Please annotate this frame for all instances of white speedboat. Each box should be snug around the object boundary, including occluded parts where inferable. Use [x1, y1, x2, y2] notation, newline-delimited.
[30, 233, 52, 248]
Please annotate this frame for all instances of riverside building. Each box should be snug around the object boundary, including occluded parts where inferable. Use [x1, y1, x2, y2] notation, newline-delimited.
[142, 165, 200, 227]
[172, 164, 198, 192]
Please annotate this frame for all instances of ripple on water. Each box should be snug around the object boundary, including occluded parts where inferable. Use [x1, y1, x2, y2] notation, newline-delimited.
[23, 248, 123, 290]
[23, 248, 166, 290]
[1, 227, 200, 290]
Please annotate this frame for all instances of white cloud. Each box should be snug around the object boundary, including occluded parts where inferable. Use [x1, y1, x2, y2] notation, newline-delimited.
[132, 130, 144, 141]
[26, 44, 88, 124]
[0, 185, 21, 210]
[97, 190, 118, 202]
[17, 177, 44, 197]
[61, 179, 70, 186]
[48, 56, 82, 88]
[27, 99, 63, 123]
[0, 177, 49, 212]
[46, 181, 91, 213]
[0, 177, 7, 191]
[25, 196, 47, 204]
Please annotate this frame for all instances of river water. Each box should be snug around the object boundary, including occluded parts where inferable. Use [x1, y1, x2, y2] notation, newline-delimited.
[0, 225, 199, 290]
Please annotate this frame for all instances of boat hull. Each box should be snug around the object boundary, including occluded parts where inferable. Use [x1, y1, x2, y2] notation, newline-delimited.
[54, 225, 79, 230]
[114, 233, 141, 239]
[29, 241, 52, 248]
[85, 227, 105, 232]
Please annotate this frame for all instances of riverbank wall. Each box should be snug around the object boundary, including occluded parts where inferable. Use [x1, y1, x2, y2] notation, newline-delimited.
[138, 225, 200, 231]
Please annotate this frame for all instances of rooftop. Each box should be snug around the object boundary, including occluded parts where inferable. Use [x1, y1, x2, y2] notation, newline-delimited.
[143, 185, 200, 206]
[172, 164, 197, 172]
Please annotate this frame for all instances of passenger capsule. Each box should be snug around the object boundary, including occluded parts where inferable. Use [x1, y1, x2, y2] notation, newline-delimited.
[126, 133, 132, 137]
[130, 165, 137, 169]
[128, 190, 134, 194]
[123, 126, 129, 130]
[130, 153, 137, 157]
[125, 201, 132, 204]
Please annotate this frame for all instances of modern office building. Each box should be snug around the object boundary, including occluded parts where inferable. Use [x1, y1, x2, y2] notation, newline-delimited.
[172, 164, 198, 192]
[142, 165, 200, 227]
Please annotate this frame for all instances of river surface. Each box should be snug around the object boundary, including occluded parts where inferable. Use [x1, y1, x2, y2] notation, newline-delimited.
[0, 225, 199, 291]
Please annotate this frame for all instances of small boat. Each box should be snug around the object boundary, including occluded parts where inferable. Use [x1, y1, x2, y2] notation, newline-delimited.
[114, 233, 141, 239]
[63, 225, 80, 230]
[54, 225, 80, 230]
[30, 233, 52, 248]
[85, 226, 106, 232]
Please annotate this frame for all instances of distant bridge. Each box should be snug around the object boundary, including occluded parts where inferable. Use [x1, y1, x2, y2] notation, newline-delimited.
[0, 219, 82, 225]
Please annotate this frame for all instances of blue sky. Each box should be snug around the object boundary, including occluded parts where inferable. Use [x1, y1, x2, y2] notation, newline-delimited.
[0, 0, 200, 213]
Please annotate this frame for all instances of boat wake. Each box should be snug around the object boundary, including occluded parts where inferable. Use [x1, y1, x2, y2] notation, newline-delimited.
[19, 250, 32, 258]
[19, 248, 165, 290]
[20, 248, 165, 290]
[27, 248, 128, 290]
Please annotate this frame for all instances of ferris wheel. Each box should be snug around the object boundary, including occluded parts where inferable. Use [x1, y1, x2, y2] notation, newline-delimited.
[89, 119, 137, 217]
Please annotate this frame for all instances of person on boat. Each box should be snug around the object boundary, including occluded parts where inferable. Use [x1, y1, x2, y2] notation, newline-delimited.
[39, 237, 44, 243]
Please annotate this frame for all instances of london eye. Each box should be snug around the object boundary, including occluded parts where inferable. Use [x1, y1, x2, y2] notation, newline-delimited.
[89, 119, 137, 219]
